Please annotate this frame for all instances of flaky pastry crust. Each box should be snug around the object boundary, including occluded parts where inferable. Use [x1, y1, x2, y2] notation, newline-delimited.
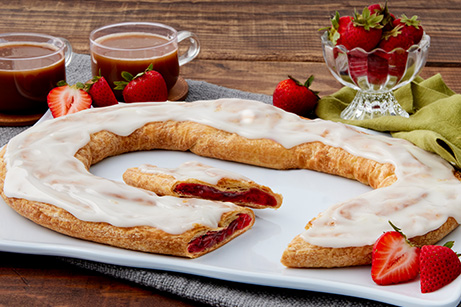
[0, 123, 256, 258]
[0, 113, 459, 265]
[281, 217, 459, 268]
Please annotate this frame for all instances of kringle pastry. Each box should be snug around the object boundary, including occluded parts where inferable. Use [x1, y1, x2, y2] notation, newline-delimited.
[0, 98, 460, 266]
[123, 161, 283, 209]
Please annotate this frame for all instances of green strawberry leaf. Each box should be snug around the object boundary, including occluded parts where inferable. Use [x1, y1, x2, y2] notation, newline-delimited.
[113, 80, 129, 90]
[354, 7, 384, 31]
[121, 71, 134, 82]
[400, 14, 421, 28]
[56, 80, 68, 87]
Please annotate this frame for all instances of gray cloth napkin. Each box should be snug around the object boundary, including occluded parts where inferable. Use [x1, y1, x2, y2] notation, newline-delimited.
[1, 53, 391, 307]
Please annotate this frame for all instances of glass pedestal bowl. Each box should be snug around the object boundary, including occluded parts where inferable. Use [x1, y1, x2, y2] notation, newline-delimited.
[321, 31, 430, 120]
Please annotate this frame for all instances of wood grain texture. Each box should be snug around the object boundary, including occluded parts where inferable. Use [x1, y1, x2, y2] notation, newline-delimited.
[181, 61, 461, 96]
[1, 0, 460, 95]
[1, 0, 460, 305]
[0, 252, 205, 307]
[1, 0, 460, 64]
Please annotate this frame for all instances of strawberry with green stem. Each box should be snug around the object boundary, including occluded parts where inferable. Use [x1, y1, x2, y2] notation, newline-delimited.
[114, 64, 168, 103]
[325, 12, 352, 48]
[380, 14, 424, 52]
[272, 75, 320, 117]
[86, 73, 118, 107]
[368, 2, 395, 31]
[371, 221, 461, 293]
[339, 7, 384, 51]
[420, 241, 461, 293]
[378, 14, 424, 80]
[341, 7, 386, 85]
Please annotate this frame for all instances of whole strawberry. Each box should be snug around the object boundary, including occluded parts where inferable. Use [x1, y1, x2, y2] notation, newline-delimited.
[47, 81, 92, 118]
[378, 15, 424, 80]
[367, 3, 382, 15]
[379, 14, 424, 52]
[273, 75, 319, 116]
[420, 241, 461, 293]
[339, 7, 383, 51]
[86, 75, 118, 107]
[371, 222, 420, 285]
[114, 64, 168, 103]
[326, 12, 353, 47]
[368, 2, 395, 31]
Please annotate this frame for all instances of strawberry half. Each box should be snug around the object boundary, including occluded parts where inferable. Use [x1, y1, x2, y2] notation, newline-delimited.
[47, 82, 92, 118]
[371, 222, 420, 285]
[420, 241, 461, 293]
[87, 75, 118, 107]
[114, 64, 168, 103]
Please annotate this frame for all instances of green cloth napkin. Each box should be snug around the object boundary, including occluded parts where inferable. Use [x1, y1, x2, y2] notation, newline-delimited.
[315, 74, 461, 169]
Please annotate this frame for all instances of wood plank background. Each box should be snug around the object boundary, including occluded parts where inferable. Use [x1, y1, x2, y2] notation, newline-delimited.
[2, 0, 460, 96]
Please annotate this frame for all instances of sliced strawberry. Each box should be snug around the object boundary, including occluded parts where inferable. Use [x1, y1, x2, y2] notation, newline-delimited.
[371, 222, 420, 285]
[87, 75, 118, 107]
[47, 83, 92, 118]
[420, 241, 461, 293]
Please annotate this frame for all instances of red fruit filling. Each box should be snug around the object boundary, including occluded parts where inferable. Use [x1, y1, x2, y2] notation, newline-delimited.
[187, 213, 252, 254]
[174, 183, 277, 207]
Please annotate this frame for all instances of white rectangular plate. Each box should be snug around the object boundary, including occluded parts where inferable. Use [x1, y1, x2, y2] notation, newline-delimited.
[1, 149, 460, 307]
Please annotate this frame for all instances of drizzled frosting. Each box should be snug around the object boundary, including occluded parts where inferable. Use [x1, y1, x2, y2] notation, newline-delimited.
[3, 98, 461, 246]
[137, 161, 251, 185]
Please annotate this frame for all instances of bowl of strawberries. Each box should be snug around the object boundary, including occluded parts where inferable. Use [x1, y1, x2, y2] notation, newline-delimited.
[321, 3, 430, 120]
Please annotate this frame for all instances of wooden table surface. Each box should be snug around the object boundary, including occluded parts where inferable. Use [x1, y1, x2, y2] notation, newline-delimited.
[1, 1, 460, 306]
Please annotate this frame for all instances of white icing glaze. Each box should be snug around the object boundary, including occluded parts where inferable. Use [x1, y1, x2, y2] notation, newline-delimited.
[3, 98, 461, 246]
[137, 161, 251, 185]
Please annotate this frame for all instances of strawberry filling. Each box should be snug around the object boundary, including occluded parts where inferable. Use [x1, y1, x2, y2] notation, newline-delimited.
[174, 183, 277, 207]
[187, 214, 252, 254]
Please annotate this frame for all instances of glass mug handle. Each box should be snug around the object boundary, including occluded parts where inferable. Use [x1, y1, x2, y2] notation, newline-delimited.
[58, 37, 73, 66]
[177, 31, 200, 66]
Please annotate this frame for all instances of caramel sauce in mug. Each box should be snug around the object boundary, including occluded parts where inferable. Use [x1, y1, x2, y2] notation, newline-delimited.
[0, 43, 66, 114]
[91, 32, 180, 101]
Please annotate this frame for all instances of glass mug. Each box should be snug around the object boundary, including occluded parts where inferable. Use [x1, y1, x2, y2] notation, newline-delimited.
[0, 33, 72, 115]
[90, 22, 200, 101]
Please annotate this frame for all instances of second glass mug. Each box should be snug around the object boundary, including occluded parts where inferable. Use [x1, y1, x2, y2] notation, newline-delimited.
[89, 22, 200, 101]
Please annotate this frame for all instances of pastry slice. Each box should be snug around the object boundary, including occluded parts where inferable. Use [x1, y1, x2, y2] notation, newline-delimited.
[123, 161, 283, 209]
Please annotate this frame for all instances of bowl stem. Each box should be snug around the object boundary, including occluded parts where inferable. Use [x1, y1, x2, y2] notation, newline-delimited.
[340, 91, 409, 120]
